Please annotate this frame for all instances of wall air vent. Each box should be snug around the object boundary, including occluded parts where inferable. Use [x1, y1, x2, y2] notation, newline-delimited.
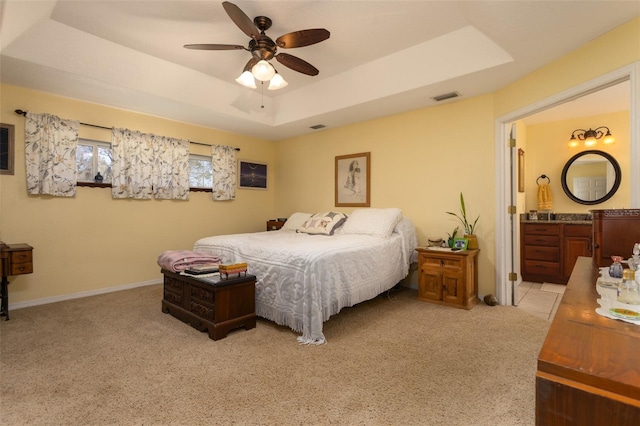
[432, 92, 460, 102]
[310, 124, 326, 130]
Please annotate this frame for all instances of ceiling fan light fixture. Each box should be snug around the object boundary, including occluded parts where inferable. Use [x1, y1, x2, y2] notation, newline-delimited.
[236, 70, 257, 88]
[268, 73, 288, 90]
[252, 60, 276, 81]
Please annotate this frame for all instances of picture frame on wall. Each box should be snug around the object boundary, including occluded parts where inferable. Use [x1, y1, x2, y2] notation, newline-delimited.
[238, 160, 267, 190]
[335, 152, 370, 207]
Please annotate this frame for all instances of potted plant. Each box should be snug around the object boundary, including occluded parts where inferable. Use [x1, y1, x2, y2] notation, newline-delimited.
[446, 192, 479, 249]
[446, 226, 459, 248]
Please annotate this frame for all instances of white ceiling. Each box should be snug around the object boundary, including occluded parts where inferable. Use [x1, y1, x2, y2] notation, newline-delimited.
[1, 1, 638, 140]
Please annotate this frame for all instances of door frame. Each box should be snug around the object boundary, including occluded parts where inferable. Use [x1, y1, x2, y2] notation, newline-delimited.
[494, 62, 640, 305]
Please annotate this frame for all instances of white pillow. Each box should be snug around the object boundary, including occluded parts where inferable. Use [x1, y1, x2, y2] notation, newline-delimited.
[280, 212, 313, 231]
[297, 211, 347, 236]
[341, 208, 403, 238]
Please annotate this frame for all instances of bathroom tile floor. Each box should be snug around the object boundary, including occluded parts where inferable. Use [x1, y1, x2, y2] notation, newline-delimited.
[517, 281, 565, 321]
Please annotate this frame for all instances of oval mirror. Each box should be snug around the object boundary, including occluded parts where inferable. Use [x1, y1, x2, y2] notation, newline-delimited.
[561, 150, 621, 205]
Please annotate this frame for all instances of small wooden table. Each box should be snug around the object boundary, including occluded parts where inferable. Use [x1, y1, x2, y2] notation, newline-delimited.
[161, 269, 256, 340]
[0, 242, 34, 320]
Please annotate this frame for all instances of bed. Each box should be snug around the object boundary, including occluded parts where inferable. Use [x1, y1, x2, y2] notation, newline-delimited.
[193, 208, 418, 344]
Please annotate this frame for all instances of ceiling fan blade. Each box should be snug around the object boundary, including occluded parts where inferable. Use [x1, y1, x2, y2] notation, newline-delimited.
[276, 29, 330, 48]
[222, 1, 260, 40]
[276, 53, 319, 76]
[184, 44, 245, 51]
[242, 58, 259, 72]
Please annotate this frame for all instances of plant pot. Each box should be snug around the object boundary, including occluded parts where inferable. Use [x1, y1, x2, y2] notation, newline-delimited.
[447, 238, 455, 248]
[465, 234, 478, 250]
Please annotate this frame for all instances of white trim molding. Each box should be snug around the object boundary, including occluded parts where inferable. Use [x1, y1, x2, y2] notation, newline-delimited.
[8, 278, 163, 311]
[494, 62, 640, 306]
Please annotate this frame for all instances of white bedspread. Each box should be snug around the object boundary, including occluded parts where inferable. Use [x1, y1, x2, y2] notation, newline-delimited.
[194, 218, 417, 344]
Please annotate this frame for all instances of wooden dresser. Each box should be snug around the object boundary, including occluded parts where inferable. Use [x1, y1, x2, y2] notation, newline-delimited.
[415, 248, 479, 309]
[592, 209, 640, 267]
[536, 257, 640, 425]
[0, 242, 34, 320]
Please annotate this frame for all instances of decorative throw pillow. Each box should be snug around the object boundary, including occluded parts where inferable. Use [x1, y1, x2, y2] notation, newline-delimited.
[341, 208, 403, 238]
[280, 212, 313, 231]
[297, 211, 347, 236]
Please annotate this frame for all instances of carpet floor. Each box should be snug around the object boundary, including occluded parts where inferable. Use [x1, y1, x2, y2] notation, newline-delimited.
[0, 285, 549, 425]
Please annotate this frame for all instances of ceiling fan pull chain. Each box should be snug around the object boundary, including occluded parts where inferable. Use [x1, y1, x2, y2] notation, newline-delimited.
[261, 81, 265, 109]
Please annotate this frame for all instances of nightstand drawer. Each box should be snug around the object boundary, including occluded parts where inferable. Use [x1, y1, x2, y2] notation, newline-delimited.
[9, 262, 33, 275]
[9, 250, 32, 264]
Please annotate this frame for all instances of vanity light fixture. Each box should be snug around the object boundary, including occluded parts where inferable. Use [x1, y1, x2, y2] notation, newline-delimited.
[568, 126, 615, 148]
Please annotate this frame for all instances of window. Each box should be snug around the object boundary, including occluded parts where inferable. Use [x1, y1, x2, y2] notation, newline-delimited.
[75, 139, 211, 190]
[77, 139, 112, 183]
[0, 123, 15, 175]
[189, 154, 213, 189]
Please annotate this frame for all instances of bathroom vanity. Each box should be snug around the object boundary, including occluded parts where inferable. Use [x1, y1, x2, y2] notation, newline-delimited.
[520, 215, 592, 284]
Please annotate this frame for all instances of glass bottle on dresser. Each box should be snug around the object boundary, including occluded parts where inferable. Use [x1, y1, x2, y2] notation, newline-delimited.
[617, 269, 640, 305]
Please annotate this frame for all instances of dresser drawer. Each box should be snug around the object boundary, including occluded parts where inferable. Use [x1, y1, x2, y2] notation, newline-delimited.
[524, 235, 560, 246]
[524, 245, 559, 262]
[523, 260, 561, 277]
[523, 224, 560, 236]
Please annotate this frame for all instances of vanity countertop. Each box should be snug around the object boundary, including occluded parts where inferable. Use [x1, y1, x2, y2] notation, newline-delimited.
[520, 219, 592, 225]
[520, 213, 592, 225]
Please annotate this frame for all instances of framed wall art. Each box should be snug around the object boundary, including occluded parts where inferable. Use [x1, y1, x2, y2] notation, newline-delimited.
[335, 152, 370, 207]
[238, 160, 267, 190]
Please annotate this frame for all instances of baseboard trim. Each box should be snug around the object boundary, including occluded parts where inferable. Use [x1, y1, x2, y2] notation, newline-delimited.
[9, 278, 163, 311]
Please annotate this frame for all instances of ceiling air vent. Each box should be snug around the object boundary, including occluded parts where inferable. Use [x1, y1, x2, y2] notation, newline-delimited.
[432, 92, 460, 102]
[310, 124, 326, 130]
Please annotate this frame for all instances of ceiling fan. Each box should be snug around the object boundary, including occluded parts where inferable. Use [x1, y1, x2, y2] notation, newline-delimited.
[184, 1, 330, 90]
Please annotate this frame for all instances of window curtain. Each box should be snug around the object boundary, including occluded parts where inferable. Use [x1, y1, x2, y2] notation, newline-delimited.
[111, 128, 190, 200]
[24, 112, 79, 197]
[211, 145, 236, 201]
[111, 128, 154, 199]
[152, 136, 190, 200]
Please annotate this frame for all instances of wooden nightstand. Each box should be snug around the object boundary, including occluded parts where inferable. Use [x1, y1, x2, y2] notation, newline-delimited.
[1, 242, 34, 320]
[415, 248, 479, 309]
[266, 220, 286, 231]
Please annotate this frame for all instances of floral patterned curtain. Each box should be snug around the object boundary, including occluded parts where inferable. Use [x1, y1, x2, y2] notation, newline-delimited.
[111, 128, 190, 200]
[25, 112, 79, 197]
[152, 136, 190, 200]
[111, 128, 154, 199]
[211, 145, 236, 201]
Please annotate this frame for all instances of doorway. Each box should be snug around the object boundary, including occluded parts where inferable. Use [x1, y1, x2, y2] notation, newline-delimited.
[494, 62, 640, 306]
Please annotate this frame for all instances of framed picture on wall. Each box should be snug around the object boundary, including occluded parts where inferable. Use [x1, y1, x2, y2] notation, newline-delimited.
[238, 160, 267, 190]
[0, 123, 15, 175]
[335, 152, 370, 207]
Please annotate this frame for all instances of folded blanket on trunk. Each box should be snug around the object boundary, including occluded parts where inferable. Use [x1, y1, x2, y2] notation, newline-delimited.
[157, 250, 221, 272]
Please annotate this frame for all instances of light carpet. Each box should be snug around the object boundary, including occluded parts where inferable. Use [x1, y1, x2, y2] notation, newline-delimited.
[0, 285, 549, 425]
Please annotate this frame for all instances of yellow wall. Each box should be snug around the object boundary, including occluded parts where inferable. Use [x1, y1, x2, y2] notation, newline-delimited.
[1, 17, 638, 305]
[275, 95, 497, 293]
[524, 110, 630, 212]
[0, 85, 275, 304]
